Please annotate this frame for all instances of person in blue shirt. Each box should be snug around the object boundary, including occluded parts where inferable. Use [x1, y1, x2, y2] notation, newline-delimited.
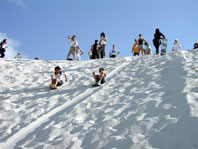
[109, 45, 120, 58]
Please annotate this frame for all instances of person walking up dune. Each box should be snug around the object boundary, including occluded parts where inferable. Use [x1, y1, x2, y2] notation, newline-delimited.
[153, 28, 165, 55]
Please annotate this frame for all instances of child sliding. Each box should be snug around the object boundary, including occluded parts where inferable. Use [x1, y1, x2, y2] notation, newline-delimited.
[50, 66, 68, 89]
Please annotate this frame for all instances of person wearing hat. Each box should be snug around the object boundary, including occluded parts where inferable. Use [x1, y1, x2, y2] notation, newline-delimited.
[67, 35, 78, 60]
[172, 39, 181, 51]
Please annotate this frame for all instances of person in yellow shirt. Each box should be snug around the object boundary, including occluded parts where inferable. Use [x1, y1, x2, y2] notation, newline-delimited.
[132, 39, 139, 56]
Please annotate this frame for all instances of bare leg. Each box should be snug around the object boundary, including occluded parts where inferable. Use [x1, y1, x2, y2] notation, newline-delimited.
[140, 48, 143, 56]
[67, 48, 73, 60]
[51, 79, 57, 88]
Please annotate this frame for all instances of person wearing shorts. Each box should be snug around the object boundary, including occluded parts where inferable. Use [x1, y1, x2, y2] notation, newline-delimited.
[109, 45, 120, 58]
[137, 34, 147, 56]
[50, 66, 68, 88]
[92, 68, 107, 85]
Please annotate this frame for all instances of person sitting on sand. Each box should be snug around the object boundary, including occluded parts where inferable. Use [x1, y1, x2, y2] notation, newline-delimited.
[92, 68, 107, 85]
[193, 43, 198, 49]
[172, 39, 181, 51]
[144, 42, 152, 55]
[50, 66, 68, 89]
[15, 53, 22, 59]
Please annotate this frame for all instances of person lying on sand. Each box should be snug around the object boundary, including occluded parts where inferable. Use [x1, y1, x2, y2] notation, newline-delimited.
[92, 68, 107, 85]
[50, 66, 68, 89]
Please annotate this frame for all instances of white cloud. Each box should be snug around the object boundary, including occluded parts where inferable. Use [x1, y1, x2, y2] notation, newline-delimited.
[0, 32, 20, 58]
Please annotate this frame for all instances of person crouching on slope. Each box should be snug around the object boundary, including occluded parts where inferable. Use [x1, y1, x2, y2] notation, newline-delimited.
[172, 39, 181, 51]
[50, 66, 68, 89]
[92, 68, 107, 85]
[109, 44, 120, 58]
[144, 42, 152, 55]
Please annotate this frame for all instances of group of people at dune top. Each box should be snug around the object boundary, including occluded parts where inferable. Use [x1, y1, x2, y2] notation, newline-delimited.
[65, 28, 197, 60]
[1, 28, 198, 60]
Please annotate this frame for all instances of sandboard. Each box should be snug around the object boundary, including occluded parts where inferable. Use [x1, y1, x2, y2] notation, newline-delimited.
[92, 81, 107, 87]
[92, 84, 101, 87]
[161, 38, 168, 55]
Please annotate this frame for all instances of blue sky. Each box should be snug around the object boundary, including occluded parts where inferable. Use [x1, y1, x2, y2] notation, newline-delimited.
[0, 0, 197, 60]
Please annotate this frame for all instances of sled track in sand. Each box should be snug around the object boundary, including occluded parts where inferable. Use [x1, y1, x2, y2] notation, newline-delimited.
[0, 58, 131, 149]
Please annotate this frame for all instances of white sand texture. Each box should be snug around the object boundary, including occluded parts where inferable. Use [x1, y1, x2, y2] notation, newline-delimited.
[1, 49, 198, 149]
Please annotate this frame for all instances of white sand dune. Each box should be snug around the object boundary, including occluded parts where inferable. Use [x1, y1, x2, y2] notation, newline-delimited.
[0, 49, 198, 149]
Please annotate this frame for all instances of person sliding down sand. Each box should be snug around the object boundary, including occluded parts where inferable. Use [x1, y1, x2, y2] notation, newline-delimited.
[92, 68, 107, 86]
[50, 66, 68, 89]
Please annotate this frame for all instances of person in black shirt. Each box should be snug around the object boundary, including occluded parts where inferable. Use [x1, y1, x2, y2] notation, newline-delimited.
[137, 34, 147, 56]
[92, 40, 100, 59]
[153, 28, 165, 55]
[0, 39, 8, 58]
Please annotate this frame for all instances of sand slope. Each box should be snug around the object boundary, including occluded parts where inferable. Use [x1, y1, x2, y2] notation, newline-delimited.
[0, 50, 198, 149]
